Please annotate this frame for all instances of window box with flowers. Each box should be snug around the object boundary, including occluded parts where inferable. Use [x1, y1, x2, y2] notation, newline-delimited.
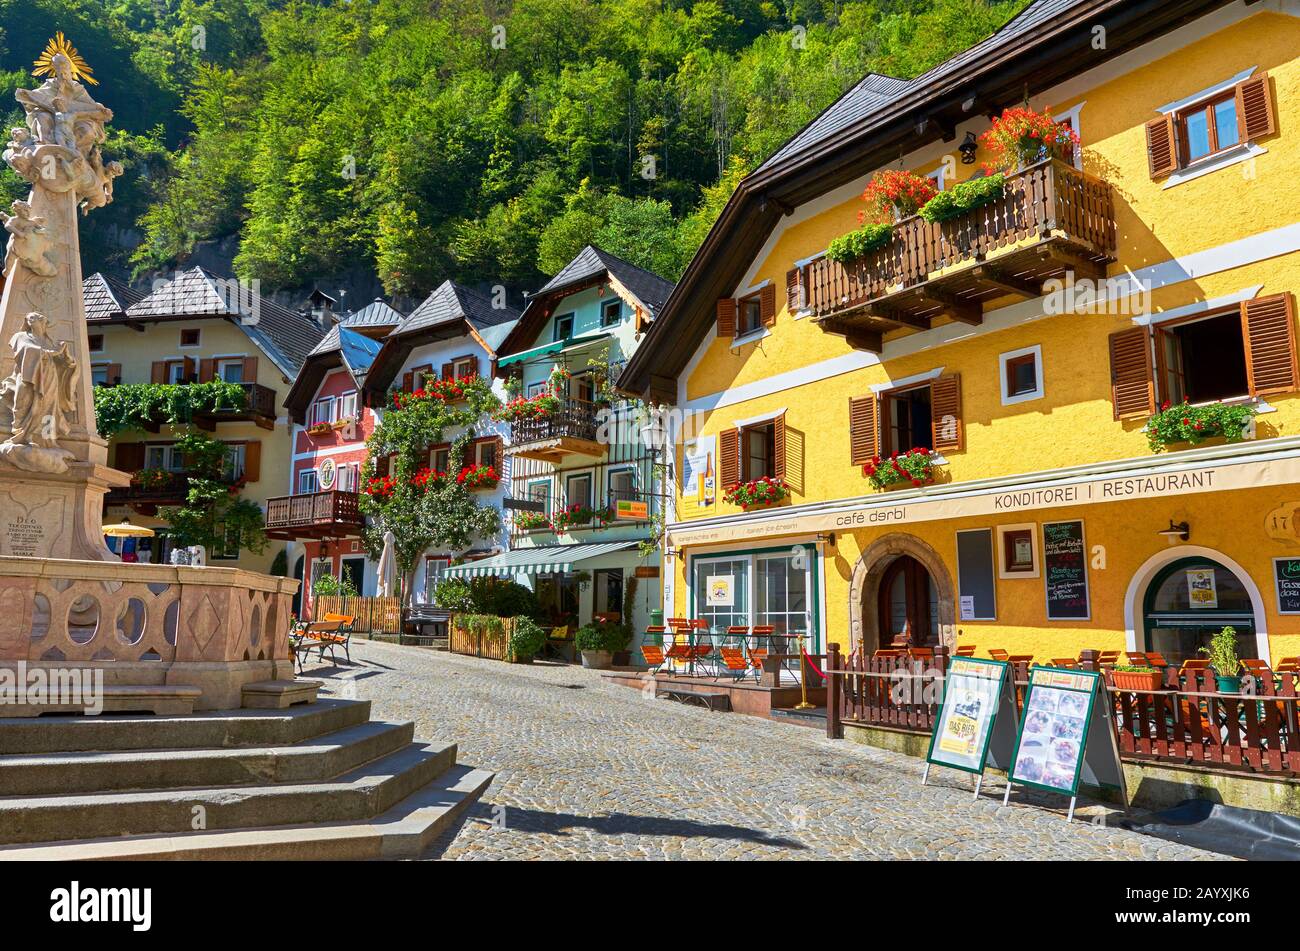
[1146, 400, 1255, 452]
[457, 463, 499, 490]
[827, 171, 936, 265]
[724, 477, 790, 511]
[978, 106, 1079, 173]
[918, 173, 1006, 223]
[863, 449, 936, 491]
[132, 467, 175, 492]
[331, 414, 358, 431]
[494, 391, 561, 422]
[514, 510, 552, 532]
[409, 466, 448, 492]
[552, 503, 610, 532]
[365, 474, 398, 499]
[306, 421, 334, 436]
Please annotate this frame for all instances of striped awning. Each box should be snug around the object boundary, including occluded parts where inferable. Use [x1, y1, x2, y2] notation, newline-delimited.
[442, 541, 638, 578]
[496, 331, 613, 369]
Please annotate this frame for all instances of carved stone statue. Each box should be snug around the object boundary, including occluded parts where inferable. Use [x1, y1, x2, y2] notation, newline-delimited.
[0, 311, 77, 472]
[0, 200, 57, 277]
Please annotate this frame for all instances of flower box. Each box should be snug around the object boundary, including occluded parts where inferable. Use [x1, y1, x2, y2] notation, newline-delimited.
[1112, 667, 1164, 692]
[1145, 400, 1255, 452]
[552, 504, 610, 532]
[514, 511, 551, 532]
[863, 449, 935, 491]
[457, 463, 499, 490]
[495, 392, 561, 422]
[306, 422, 334, 436]
[723, 477, 790, 511]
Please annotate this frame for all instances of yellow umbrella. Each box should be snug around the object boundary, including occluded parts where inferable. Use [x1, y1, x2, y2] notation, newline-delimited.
[103, 518, 155, 539]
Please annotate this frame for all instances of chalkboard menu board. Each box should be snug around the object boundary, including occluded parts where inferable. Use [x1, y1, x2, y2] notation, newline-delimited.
[1274, 557, 1300, 615]
[1043, 520, 1090, 621]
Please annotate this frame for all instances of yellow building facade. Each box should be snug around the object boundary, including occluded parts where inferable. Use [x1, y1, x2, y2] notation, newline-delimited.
[623, 1, 1300, 667]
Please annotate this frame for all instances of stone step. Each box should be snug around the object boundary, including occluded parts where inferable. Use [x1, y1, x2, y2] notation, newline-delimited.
[0, 720, 415, 796]
[241, 679, 320, 709]
[0, 740, 456, 845]
[0, 699, 371, 755]
[0, 765, 494, 861]
[0, 684, 202, 719]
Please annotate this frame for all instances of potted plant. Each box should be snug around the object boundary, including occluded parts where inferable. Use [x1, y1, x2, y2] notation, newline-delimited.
[918, 173, 1006, 223]
[1145, 400, 1255, 452]
[860, 169, 937, 221]
[508, 616, 546, 664]
[456, 462, 499, 490]
[827, 223, 894, 264]
[723, 477, 790, 511]
[514, 510, 551, 532]
[1201, 625, 1242, 693]
[576, 622, 621, 669]
[863, 449, 935, 490]
[1111, 664, 1164, 692]
[979, 106, 1079, 172]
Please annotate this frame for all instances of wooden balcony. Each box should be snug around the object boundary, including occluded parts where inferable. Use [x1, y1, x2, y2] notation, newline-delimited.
[105, 472, 190, 508]
[807, 160, 1117, 351]
[507, 399, 605, 464]
[194, 382, 278, 431]
[264, 490, 363, 540]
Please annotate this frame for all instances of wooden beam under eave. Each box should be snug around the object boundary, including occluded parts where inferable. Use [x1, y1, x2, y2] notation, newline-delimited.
[971, 265, 1042, 299]
[1037, 246, 1108, 283]
[914, 287, 982, 326]
[868, 304, 931, 332]
[818, 318, 882, 353]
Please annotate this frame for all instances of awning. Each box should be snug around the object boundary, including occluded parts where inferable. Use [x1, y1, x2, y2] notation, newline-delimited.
[443, 541, 638, 578]
[497, 331, 613, 368]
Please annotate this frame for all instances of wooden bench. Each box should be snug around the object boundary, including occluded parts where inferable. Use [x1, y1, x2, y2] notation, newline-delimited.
[658, 687, 731, 711]
[293, 614, 355, 670]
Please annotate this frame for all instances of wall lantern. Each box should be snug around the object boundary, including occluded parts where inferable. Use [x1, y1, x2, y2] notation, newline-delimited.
[639, 407, 669, 453]
[1157, 520, 1190, 542]
[958, 131, 978, 164]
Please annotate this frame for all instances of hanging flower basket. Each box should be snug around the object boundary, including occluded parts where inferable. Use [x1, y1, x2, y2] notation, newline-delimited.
[514, 510, 552, 532]
[457, 463, 499, 490]
[724, 477, 790, 510]
[863, 449, 935, 490]
[1145, 400, 1255, 452]
[979, 106, 1079, 173]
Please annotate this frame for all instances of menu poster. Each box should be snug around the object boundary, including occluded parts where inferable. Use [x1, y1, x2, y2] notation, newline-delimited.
[926, 657, 1016, 775]
[1007, 668, 1126, 810]
[1274, 557, 1300, 615]
[1186, 567, 1218, 608]
[1042, 520, 1089, 621]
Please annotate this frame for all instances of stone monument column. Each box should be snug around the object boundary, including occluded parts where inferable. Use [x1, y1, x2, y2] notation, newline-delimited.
[0, 39, 129, 561]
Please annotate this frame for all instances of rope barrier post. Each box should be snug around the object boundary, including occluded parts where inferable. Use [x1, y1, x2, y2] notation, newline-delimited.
[795, 634, 814, 711]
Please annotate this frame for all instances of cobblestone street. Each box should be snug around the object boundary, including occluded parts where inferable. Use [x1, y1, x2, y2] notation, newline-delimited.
[305, 641, 1224, 861]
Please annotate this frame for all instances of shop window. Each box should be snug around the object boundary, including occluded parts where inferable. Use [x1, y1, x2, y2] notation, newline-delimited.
[1000, 346, 1043, 404]
[601, 298, 622, 327]
[881, 384, 933, 454]
[692, 551, 815, 645]
[1156, 311, 1249, 404]
[180, 328, 201, 348]
[553, 313, 574, 342]
[737, 292, 763, 337]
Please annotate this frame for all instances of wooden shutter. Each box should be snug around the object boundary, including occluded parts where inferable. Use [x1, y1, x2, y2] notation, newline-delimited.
[115, 441, 145, 472]
[492, 435, 504, 470]
[182, 356, 196, 382]
[150, 361, 166, 384]
[402, 371, 414, 393]
[441, 362, 454, 381]
[1236, 73, 1276, 141]
[760, 284, 776, 328]
[470, 355, 482, 378]
[1242, 293, 1298, 396]
[716, 298, 736, 338]
[1108, 326, 1155, 419]
[1145, 115, 1177, 179]
[242, 440, 261, 483]
[848, 395, 879, 466]
[786, 267, 806, 312]
[719, 428, 740, 487]
[930, 374, 964, 453]
[242, 356, 258, 382]
[198, 359, 215, 383]
[773, 415, 786, 481]
[107, 363, 121, 385]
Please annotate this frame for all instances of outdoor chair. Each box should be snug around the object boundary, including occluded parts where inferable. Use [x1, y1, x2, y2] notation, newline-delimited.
[988, 649, 1009, 661]
[316, 613, 355, 665]
[955, 645, 977, 657]
[1180, 658, 1212, 671]
[542, 625, 573, 662]
[665, 634, 693, 673]
[1007, 654, 1034, 667]
[1144, 652, 1173, 668]
[907, 647, 934, 659]
[644, 624, 666, 645]
[1097, 650, 1122, 666]
[640, 644, 666, 675]
[717, 646, 751, 682]
[873, 648, 904, 659]
[745, 644, 768, 678]
[1050, 657, 1078, 668]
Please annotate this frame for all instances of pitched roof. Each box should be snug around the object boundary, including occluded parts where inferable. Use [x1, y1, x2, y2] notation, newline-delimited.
[533, 245, 675, 318]
[125, 266, 327, 377]
[284, 326, 383, 423]
[339, 297, 405, 330]
[82, 272, 144, 321]
[393, 280, 520, 339]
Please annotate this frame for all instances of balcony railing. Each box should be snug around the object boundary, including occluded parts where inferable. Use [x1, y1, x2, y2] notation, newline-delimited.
[264, 489, 363, 540]
[105, 472, 191, 506]
[806, 160, 1117, 346]
[199, 382, 278, 429]
[511, 398, 599, 444]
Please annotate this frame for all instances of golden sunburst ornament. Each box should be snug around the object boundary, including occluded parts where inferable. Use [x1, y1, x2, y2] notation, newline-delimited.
[32, 32, 96, 85]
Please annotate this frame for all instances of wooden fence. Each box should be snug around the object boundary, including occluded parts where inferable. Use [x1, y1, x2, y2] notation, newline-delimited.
[824, 646, 1300, 778]
[312, 595, 401, 635]
[448, 614, 517, 662]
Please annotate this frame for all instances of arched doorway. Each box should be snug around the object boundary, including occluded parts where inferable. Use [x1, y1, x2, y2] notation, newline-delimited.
[1140, 556, 1259, 665]
[849, 534, 956, 654]
[877, 555, 940, 649]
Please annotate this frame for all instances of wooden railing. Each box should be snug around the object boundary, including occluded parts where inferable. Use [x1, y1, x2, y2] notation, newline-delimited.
[448, 613, 518, 662]
[824, 646, 1300, 778]
[806, 159, 1117, 319]
[511, 398, 599, 445]
[311, 594, 401, 633]
[265, 489, 362, 531]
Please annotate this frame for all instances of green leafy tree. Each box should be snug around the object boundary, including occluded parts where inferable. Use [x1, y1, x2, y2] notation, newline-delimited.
[160, 428, 266, 557]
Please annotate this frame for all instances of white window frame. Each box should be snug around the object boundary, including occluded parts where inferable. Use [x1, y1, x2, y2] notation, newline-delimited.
[926, 165, 947, 192]
[224, 443, 247, 482]
[999, 344, 1044, 406]
[215, 357, 245, 383]
[336, 462, 359, 492]
[146, 444, 185, 472]
[166, 361, 187, 384]
[1053, 101, 1085, 171]
[452, 356, 476, 379]
[299, 468, 319, 494]
[430, 445, 451, 474]
[337, 391, 357, 421]
[606, 466, 637, 507]
[308, 396, 336, 428]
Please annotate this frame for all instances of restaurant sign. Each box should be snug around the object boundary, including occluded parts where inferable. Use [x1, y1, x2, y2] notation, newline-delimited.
[667, 454, 1300, 547]
[614, 498, 649, 520]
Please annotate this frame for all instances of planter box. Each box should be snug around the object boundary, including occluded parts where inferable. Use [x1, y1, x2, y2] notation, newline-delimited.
[1113, 669, 1163, 691]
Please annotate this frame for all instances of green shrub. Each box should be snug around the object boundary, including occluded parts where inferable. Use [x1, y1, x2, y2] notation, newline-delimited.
[313, 573, 358, 598]
[826, 223, 893, 264]
[1200, 625, 1240, 676]
[575, 621, 626, 653]
[918, 173, 1005, 223]
[432, 575, 541, 619]
[509, 617, 547, 661]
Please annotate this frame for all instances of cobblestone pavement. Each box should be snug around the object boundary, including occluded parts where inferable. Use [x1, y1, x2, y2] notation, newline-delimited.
[305, 640, 1224, 860]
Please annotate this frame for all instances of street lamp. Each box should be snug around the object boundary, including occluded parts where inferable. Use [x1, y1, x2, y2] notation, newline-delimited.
[639, 406, 669, 453]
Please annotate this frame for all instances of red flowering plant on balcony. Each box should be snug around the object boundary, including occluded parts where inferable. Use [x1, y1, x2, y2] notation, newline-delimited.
[723, 476, 790, 511]
[494, 391, 561, 422]
[979, 107, 1079, 173]
[456, 463, 499, 489]
[1146, 399, 1255, 452]
[365, 474, 398, 499]
[131, 467, 174, 492]
[514, 510, 552, 532]
[864, 449, 935, 490]
[860, 169, 938, 222]
[552, 502, 611, 532]
[409, 466, 450, 492]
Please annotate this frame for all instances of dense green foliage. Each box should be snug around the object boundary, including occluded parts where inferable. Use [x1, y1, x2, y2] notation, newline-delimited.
[826, 222, 892, 263]
[0, 0, 1025, 292]
[917, 171, 1004, 222]
[432, 576, 541, 619]
[160, 428, 267, 557]
[93, 380, 247, 436]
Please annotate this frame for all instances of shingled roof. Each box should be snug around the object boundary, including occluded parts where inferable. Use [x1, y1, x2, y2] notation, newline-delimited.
[284, 325, 383, 423]
[83, 272, 144, 321]
[533, 245, 675, 319]
[339, 297, 405, 330]
[125, 266, 327, 378]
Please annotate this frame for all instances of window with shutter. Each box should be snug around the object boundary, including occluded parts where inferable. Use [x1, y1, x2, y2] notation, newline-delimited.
[760, 284, 776, 328]
[786, 267, 806, 313]
[1242, 293, 1298, 396]
[198, 359, 215, 383]
[242, 356, 258, 382]
[1155, 309, 1249, 404]
[930, 374, 964, 453]
[115, 442, 145, 472]
[1146, 115, 1177, 178]
[880, 385, 934, 455]
[716, 298, 736, 338]
[243, 441, 262, 483]
[719, 428, 740, 487]
[1108, 327, 1156, 419]
[150, 361, 166, 384]
[1236, 73, 1276, 140]
[773, 415, 786, 480]
[848, 395, 879, 466]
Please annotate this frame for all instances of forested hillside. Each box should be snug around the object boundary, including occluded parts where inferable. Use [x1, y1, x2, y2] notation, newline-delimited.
[0, 0, 1025, 298]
